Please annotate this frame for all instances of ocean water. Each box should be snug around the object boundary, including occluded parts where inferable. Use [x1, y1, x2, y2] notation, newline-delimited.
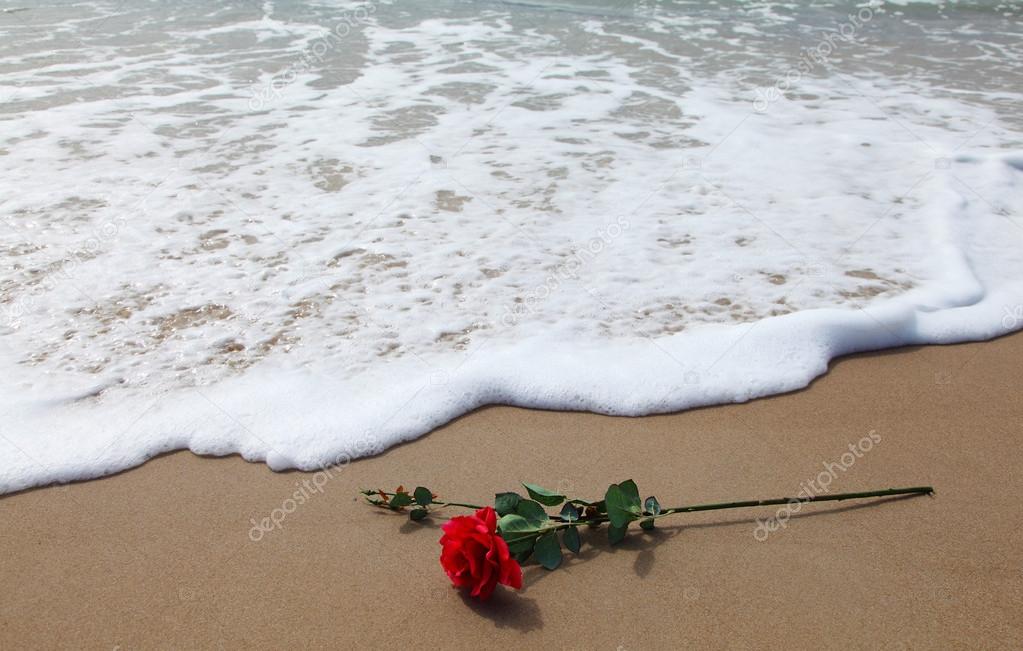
[1, 0, 1021, 492]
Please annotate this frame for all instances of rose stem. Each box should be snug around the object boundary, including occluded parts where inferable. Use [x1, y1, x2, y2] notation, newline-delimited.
[365, 492, 485, 510]
[552, 485, 937, 528]
[548, 485, 936, 527]
[433, 500, 486, 510]
[369, 486, 933, 523]
[657, 485, 934, 516]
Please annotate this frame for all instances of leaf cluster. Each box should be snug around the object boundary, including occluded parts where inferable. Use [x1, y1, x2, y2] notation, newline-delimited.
[494, 480, 662, 570]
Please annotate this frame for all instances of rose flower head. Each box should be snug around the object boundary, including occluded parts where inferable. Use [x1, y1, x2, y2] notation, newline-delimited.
[439, 506, 522, 600]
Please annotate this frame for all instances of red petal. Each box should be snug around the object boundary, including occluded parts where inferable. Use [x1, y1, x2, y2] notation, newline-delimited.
[475, 506, 497, 532]
[471, 560, 496, 599]
[502, 558, 523, 590]
[491, 534, 511, 562]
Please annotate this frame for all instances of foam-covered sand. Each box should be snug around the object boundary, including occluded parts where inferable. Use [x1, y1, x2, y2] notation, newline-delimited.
[2, 335, 1022, 648]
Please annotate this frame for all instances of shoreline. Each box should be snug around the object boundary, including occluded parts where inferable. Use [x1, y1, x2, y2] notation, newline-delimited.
[2, 333, 1022, 648]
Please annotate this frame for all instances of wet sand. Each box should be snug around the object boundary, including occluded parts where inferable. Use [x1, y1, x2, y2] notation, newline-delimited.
[2, 333, 1022, 649]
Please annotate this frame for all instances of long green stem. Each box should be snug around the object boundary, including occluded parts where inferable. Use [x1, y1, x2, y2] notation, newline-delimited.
[547, 485, 934, 529]
[434, 500, 485, 510]
[367, 486, 933, 525]
[660, 485, 934, 516]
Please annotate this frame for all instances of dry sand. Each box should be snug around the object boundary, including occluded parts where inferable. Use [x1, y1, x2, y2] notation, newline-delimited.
[2, 333, 1022, 649]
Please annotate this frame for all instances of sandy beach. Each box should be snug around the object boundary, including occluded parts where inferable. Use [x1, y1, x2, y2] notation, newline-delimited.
[2, 333, 1021, 649]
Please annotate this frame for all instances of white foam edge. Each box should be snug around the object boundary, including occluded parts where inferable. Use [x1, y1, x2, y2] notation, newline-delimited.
[1, 159, 1020, 494]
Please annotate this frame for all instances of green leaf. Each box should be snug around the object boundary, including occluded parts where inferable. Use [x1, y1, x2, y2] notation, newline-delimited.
[639, 518, 655, 531]
[644, 496, 661, 516]
[604, 484, 638, 528]
[619, 480, 642, 510]
[560, 502, 580, 522]
[409, 508, 428, 521]
[533, 532, 563, 570]
[608, 523, 628, 545]
[522, 482, 565, 507]
[592, 500, 607, 513]
[389, 493, 412, 509]
[563, 525, 581, 553]
[494, 492, 522, 516]
[513, 548, 533, 564]
[498, 513, 534, 533]
[498, 514, 543, 546]
[507, 536, 535, 556]
[413, 487, 433, 506]
[515, 499, 549, 526]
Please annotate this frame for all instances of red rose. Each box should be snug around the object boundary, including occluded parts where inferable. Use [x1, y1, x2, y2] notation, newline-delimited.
[439, 506, 523, 600]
